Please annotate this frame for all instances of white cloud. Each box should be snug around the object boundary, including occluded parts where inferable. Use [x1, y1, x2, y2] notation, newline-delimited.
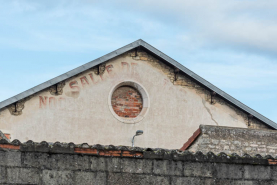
[2, 0, 277, 54]
[111, 0, 277, 54]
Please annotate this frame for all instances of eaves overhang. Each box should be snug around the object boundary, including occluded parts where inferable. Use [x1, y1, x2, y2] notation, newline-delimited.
[0, 39, 276, 129]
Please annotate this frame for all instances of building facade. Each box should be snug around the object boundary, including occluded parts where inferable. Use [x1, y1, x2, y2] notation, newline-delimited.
[0, 40, 275, 149]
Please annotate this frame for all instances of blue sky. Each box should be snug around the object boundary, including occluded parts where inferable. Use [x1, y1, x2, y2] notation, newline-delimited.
[0, 0, 277, 123]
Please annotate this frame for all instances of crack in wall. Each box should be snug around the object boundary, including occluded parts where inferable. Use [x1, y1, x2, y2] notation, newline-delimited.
[202, 98, 219, 126]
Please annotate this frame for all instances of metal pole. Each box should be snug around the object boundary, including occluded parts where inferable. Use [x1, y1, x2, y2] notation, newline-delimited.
[132, 135, 136, 147]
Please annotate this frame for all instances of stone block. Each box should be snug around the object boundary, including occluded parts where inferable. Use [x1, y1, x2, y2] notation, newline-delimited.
[233, 141, 241, 145]
[108, 173, 170, 185]
[242, 142, 249, 147]
[121, 158, 152, 174]
[153, 160, 183, 176]
[244, 165, 271, 180]
[201, 138, 211, 144]
[212, 139, 220, 145]
[42, 170, 74, 185]
[214, 179, 259, 185]
[90, 157, 121, 172]
[214, 163, 243, 179]
[106, 157, 121, 172]
[267, 181, 277, 185]
[75, 172, 106, 185]
[171, 177, 210, 185]
[7, 167, 40, 184]
[0, 151, 5, 165]
[0, 151, 21, 167]
[38, 154, 90, 171]
[153, 160, 168, 175]
[0, 166, 6, 183]
[184, 162, 213, 177]
[271, 166, 277, 180]
[48, 154, 76, 170]
[168, 160, 183, 176]
[71, 155, 90, 170]
[22, 152, 49, 168]
[91, 157, 106, 171]
[6, 151, 21, 167]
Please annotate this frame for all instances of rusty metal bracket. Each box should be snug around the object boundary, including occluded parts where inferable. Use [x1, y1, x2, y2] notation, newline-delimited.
[8, 100, 25, 116]
[174, 68, 180, 82]
[248, 114, 253, 126]
[49, 81, 65, 96]
[211, 91, 216, 104]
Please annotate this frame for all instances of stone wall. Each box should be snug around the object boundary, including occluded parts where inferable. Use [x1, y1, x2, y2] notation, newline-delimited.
[187, 125, 277, 157]
[1, 141, 277, 184]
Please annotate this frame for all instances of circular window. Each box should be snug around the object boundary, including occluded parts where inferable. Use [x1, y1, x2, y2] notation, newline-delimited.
[111, 86, 143, 118]
[108, 81, 150, 124]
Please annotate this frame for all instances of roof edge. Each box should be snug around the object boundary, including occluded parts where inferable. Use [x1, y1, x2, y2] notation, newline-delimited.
[180, 128, 201, 151]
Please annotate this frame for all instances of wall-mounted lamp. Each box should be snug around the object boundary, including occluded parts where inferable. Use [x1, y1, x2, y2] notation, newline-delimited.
[132, 130, 143, 147]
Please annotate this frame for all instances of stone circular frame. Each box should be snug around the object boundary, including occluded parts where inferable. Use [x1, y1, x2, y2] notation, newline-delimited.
[108, 81, 150, 124]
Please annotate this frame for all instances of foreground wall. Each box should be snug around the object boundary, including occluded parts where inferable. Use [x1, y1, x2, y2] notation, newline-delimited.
[0, 50, 271, 149]
[1, 141, 277, 184]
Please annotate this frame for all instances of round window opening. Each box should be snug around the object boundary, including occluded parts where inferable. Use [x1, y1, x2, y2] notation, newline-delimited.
[108, 81, 150, 124]
[111, 86, 143, 118]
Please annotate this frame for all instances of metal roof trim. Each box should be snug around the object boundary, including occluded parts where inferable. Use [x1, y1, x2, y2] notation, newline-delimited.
[0, 39, 276, 129]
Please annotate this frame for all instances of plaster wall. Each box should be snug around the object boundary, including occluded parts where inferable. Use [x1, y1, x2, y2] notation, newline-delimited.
[0, 52, 251, 149]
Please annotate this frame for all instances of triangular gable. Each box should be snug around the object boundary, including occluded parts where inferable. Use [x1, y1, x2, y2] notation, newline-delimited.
[0, 39, 276, 129]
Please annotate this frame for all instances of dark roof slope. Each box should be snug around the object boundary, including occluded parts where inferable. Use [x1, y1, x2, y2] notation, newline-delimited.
[0, 39, 276, 129]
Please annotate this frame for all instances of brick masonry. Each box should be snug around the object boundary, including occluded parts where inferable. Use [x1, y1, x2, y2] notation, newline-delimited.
[1, 140, 277, 184]
[111, 86, 143, 118]
[186, 125, 277, 156]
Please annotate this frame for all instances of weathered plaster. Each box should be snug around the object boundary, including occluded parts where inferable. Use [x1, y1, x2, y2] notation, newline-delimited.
[0, 50, 271, 149]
